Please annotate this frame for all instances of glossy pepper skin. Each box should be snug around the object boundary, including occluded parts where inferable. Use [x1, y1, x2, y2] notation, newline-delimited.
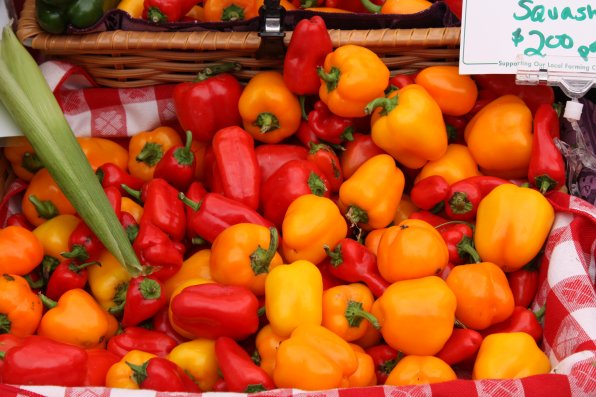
[106, 350, 156, 389]
[132, 221, 184, 280]
[414, 65, 478, 116]
[1, 335, 88, 386]
[22, 168, 76, 227]
[507, 263, 540, 308]
[365, 343, 399, 384]
[255, 143, 308, 183]
[143, 0, 198, 23]
[36, 0, 104, 34]
[443, 175, 511, 221]
[265, 260, 323, 338]
[414, 143, 481, 186]
[83, 348, 119, 386]
[96, 162, 144, 195]
[169, 282, 260, 340]
[474, 184, 555, 272]
[62, 221, 105, 263]
[173, 63, 243, 142]
[3, 136, 43, 181]
[121, 276, 167, 327]
[367, 85, 448, 169]
[410, 175, 450, 211]
[307, 143, 344, 193]
[238, 71, 302, 144]
[318, 45, 389, 118]
[281, 194, 348, 265]
[481, 305, 545, 343]
[203, 0, 260, 21]
[127, 356, 200, 392]
[528, 103, 566, 194]
[307, 100, 355, 145]
[435, 327, 483, 365]
[283, 16, 333, 96]
[340, 132, 386, 179]
[167, 338, 219, 392]
[0, 226, 44, 276]
[473, 332, 550, 379]
[45, 260, 96, 301]
[274, 324, 358, 390]
[153, 130, 196, 192]
[372, 276, 457, 355]
[87, 250, 132, 312]
[254, 324, 287, 378]
[107, 327, 178, 358]
[385, 355, 456, 386]
[163, 249, 212, 300]
[0, 274, 43, 337]
[436, 221, 479, 265]
[128, 126, 183, 181]
[76, 137, 129, 172]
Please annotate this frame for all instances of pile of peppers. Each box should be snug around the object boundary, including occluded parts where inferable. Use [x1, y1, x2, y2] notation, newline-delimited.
[1, 15, 567, 393]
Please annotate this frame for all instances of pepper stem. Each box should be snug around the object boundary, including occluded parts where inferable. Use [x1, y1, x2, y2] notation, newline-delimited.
[317, 66, 340, 92]
[178, 192, 202, 212]
[346, 205, 369, 226]
[307, 171, 327, 196]
[136, 142, 163, 167]
[323, 244, 344, 266]
[456, 235, 482, 264]
[255, 112, 280, 133]
[127, 361, 149, 385]
[360, 0, 382, 13]
[299, 95, 308, 120]
[364, 96, 398, 116]
[534, 305, 546, 322]
[69, 261, 100, 273]
[0, 350, 5, 359]
[39, 293, 57, 309]
[535, 175, 557, 194]
[195, 63, 241, 82]
[448, 192, 473, 214]
[28, 195, 58, 220]
[222, 4, 245, 21]
[0, 313, 11, 334]
[244, 384, 267, 393]
[139, 277, 162, 300]
[174, 131, 195, 166]
[121, 184, 142, 203]
[22, 152, 43, 174]
[250, 227, 279, 276]
[61, 244, 90, 262]
[345, 300, 381, 330]
[147, 7, 167, 23]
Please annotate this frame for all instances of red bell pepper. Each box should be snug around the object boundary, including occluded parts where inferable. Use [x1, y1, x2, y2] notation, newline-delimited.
[408, 210, 449, 227]
[255, 143, 308, 183]
[443, 175, 510, 220]
[528, 104, 565, 194]
[307, 100, 355, 145]
[153, 130, 196, 192]
[61, 222, 105, 263]
[173, 63, 243, 142]
[340, 132, 386, 179]
[121, 276, 168, 328]
[104, 185, 123, 216]
[283, 16, 333, 96]
[295, 119, 321, 147]
[260, 159, 330, 229]
[83, 348, 120, 387]
[480, 305, 545, 343]
[45, 260, 97, 301]
[215, 336, 276, 393]
[96, 162, 144, 196]
[132, 220, 185, 280]
[389, 73, 416, 90]
[323, 237, 390, 298]
[307, 142, 344, 193]
[120, 211, 139, 244]
[435, 328, 483, 365]
[507, 262, 540, 308]
[5, 213, 34, 230]
[128, 356, 200, 392]
[169, 283, 260, 340]
[316, 261, 346, 290]
[443, 0, 462, 19]
[1, 335, 88, 386]
[410, 174, 450, 211]
[436, 221, 481, 265]
[107, 326, 178, 358]
[179, 184, 274, 244]
[143, 0, 200, 23]
[152, 306, 189, 345]
[0, 334, 23, 378]
[212, 126, 261, 210]
[327, 0, 368, 12]
[365, 343, 399, 384]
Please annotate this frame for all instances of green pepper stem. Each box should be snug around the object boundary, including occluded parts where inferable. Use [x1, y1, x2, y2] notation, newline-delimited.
[174, 131, 195, 166]
[121, 184, 142, 202]
[345, 300, 381, 330]
[39, 293, 57, 309]
[364, 96, 398, 116]
[346, 205, 369, 226]
[127, 361, 149, 385]
[323, 244, 344, 267]
[307, 171, 328, 196]
[534, 305, 546, 322]
[147, 7, 167, 23]
[61, 244, 90, 262]
[360, 0, 382, 13]
[178, 192, 202, 212]
[456, 235, 482, 264]
[317, 66, 340, 93]
[28, 195, 58, 220]
[195, 63, 241, 82]
[139, 277, 162, 300]
[0, 313, 11, 334]
[136, 142, 163, 166]
[255, 112, 280, 133]
[250, 227, 279, 275]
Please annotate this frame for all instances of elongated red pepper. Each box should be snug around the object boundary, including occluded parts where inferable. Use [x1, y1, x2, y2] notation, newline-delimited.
[0, 334, 23, 377]
[260, 159, 330, 229]
[104, 185, 123, 217]
[153, 130, 196, 192]
[316, 261, 345, 290]
[45, 260, 97, 301]
[444, 175, 510, 220]
[84, 348, 119, 387]
[121, 276, 168, 328]
[410, 175, 450, 211]
[215, 336, 276, 393]
[528, 104, 565, 194]
[107, 326, 178, 358]
[128, 357, 200, 392]
[169, 283, 260, 340]
[151, 306, 189, 345]
[323, 237, 390, 298]
[1, 335, 88, 386]
[307, 143, 343, 193]
[436, 221, 480, 265]
[143, 0, 200, 23]
[132, 221, 185, 280]
[295, 119, 321, 148]
[307, 100, 355, 145]
[96, 162, 144, 195]
[283, 16, 333, 96]
[5, 213, 34, 230]
[435, 328, 483, 365]
[480, 306, 545, 343]
[173, 63, 243, 142]
[255, 143, 308, 183]
[212, 126, 261, 210]
[340, 132, 386, 179]
[365, 343, 399, 384]
[507, 262, 540, 308]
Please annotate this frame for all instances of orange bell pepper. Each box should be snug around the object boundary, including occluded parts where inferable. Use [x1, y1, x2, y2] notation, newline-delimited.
[32, 214, 81, 260]
[376, 219, 449, 283]
[347, 344, 377, 387]
[445, 262, 515, 330]
[238, 71, 302, 144]
[185, 4, 205, 20]
[77, 137, 129, 172]
[474, 184, 555, 272]
[318, 44, 390, 118]
[37, 288, 110, 349]
[164, 248, 212, 301]
[117, 0, 145, 18]
[372, 276, 456, 355]
[265, 260, 323, 338]
[322, 283, 380, 342]
[0, 226, 44, 276]
[338, 153, 405, 231]
[273, 324, 358, 390]
[3, 136, 43, 181]
[255, 324, 287, 378]
[0, 274, 43, 337]
[105, 349, 157, 389]
[22, 168, 77, 227]
[120, 196, 144, 223]
[362, 0, 432, 14]
[210, 224, 282, 296]
[203, 0, 259, 21]
[128, 126, 183, 181]
[385, 355, 457, 386]
[464, 95, 533, 179]
[393, 194, 418, 225]
[168, 338, 220, 391]
[363, 227, 387, 256]
[414, 65, 478, 116]
[281, 194, 348, 265]
[367, 84, 448, 169]
[414, 143, 482, 186]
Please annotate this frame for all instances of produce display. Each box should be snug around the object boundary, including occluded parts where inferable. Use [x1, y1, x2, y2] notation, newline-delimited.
[1, 8, 595, 397]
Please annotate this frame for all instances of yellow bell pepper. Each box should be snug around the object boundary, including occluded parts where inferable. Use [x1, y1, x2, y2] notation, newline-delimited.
[367, 84, 448, 169]
[255, 324, 287, 378]
[281, 194, 348, 265]
[121, 196, 144, 223]
[210, 224, 283, 296]
[164, 248, 212, 301]
[87, 250, 132, 313]
[167, 339, 220, 391]
[385, 355, 457, 386]
[117, 0, 144, 18]
[238, 71, 302, 144]
[265, 260, 323, 338]
[372, 276, 456, 356]
[318, 44, 390, 118]
[473, 332, 551, 379]
[415, 143, 482, 185]
[347, 344, 377, 387]
[273, 324, 358, 390]
[474, 184, 555, 272]
[338, 153, 405, 231]
[128, 126, 183, 181]
[106, 350, 157, 389]
[464, 95, 533, 179]
[77, 137, 129, 172]
[32, 214, 80, 259]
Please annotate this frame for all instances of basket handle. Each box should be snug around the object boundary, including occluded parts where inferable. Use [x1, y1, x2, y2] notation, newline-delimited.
[256, 0, 287, 59]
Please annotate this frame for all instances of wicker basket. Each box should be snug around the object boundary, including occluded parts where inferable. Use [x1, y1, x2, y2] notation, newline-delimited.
[16, 0, 461, 88]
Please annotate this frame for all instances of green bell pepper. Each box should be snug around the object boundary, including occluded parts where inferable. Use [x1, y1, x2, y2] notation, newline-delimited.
[36, 0, 105, 34]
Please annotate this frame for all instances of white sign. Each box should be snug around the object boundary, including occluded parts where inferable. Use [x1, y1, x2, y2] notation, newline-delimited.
[459, 0, 596, 76]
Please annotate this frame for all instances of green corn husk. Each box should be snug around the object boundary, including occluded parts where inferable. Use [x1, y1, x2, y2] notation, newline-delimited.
[0, 25, 142, 276]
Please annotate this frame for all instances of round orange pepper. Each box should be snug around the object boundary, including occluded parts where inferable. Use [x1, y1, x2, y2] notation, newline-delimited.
[3, 136, 43, 181]
[128, 126, 183, 181]
[0, 274, 43, 337]
[106, 350, 157, 389]
[376, 219, 449, 283]
[22, 168, 77, 227]
[77, 137, 129, 172]
[385, 355, 457, 386]
[0, 225, 44, 276]
[414, 143, 481, 186]
[347, 344, 377, 387]
[363, 228, 387, 256]
[255, 324, 287, 378]
[415, 66, 478, 116]
[393, 194, 419, 225]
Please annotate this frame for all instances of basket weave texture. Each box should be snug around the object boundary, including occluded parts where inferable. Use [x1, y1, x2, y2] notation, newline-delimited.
[16, 0, 461, 88]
